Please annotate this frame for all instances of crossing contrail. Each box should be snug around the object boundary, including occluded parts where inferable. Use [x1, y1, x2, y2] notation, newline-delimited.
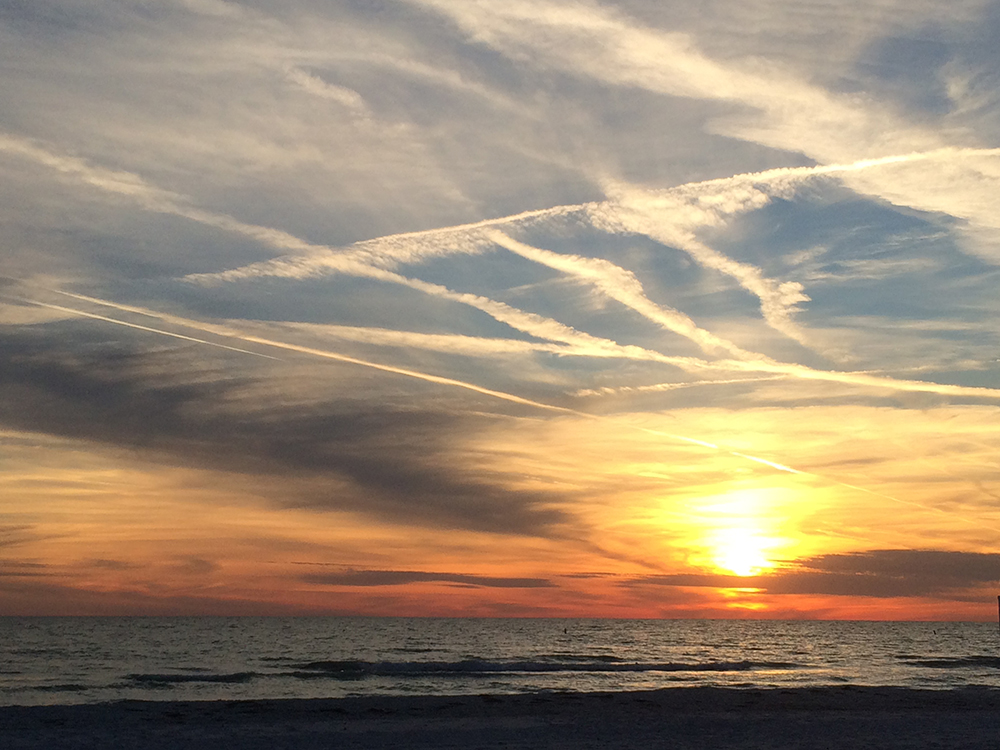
[9, 290, 1000, 532]
[19, 289, 1000, 537]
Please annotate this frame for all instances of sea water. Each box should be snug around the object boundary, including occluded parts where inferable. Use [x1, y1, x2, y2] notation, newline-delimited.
[2, 618, 1000, 706]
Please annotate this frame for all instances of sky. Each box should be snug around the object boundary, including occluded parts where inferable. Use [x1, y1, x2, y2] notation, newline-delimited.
[2, 0, 1000, 619]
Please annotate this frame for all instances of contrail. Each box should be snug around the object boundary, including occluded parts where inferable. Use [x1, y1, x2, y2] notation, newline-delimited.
[27, 292, 790, 459]
[185, 146, 1000, 284]
[730, 452, 803, 475]
[57, 288, 1000, 401]
[7, 135, 1000, 398]
[52, 288, 728, 374]
[573, 376, 786, 397]
[20, 290, 1000, 536]
[488, 229, 754, 359]
[5, 131, 1000, 529]
[29, 293, 578, 415]
[27, 301, 282, 360]
[207, 334, 578, 412]
[813, 479, 1000, 536]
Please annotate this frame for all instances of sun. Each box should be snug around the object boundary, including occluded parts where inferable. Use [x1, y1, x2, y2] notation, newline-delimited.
[710, 528, 775, 577]
[682, 488, 792, 578]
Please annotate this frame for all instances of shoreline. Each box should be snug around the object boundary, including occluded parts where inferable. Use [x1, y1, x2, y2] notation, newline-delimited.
[5, 686, 1000, 749]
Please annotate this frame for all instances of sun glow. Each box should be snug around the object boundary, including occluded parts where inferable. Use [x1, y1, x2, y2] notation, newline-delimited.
[710, 528, 776, 576]
[681, 488, 793, 578]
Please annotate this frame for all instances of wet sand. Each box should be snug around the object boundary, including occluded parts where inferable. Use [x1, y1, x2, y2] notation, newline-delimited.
[4, 686, 1000, 749]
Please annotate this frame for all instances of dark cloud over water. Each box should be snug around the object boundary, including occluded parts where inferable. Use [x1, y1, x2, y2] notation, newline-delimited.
[631, 550, 1000, 598]
[0, 332, 566, 536]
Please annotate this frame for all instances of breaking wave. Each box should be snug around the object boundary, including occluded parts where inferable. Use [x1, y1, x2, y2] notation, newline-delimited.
[126, 672, 258, 685]
[899, 656, 1000, 670]
[286, 658, 800, 679]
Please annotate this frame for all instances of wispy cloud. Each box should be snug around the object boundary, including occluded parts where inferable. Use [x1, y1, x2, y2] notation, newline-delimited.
[39, 287, 1000, 404]
[187, 148, 1000, 363]
[15, 291, 1000, 540]
[0, 334, 569, 535]
[11, 131, 999, 401]
[285, 67, 370, 118]
[593, 181, 812, 348]
[4, 0, 1000, 617]
[24, 292, 577, 415]
[573, 376, 786, 398]
[301, 569, 554, 588]
[403, 0, 940, 157]
[629, 549, 1000, 598]
[489, 230, 755, 358]
[406, 0, 1000, 258]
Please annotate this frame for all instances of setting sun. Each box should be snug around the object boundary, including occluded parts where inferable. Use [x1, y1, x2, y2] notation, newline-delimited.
[1, 0, 999, 626]
[710, 528, 776, 577]
[681, 489, 789, 578]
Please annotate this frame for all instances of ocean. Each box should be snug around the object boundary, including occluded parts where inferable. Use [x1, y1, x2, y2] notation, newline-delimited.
[3, 617, 1000, 706]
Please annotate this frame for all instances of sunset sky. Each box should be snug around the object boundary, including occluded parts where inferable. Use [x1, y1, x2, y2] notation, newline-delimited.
[2, 0, 1000, 619]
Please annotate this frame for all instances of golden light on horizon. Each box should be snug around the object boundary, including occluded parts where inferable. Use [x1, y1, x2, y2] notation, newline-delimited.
[710, 527, 777, 577]
[683, 488, 791, 577]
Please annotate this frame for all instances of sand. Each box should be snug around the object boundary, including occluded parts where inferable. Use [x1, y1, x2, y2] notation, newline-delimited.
[4, 687, 1000, 749]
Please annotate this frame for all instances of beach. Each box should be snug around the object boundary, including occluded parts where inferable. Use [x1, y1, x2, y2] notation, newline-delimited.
[4, 687, 1000, 749]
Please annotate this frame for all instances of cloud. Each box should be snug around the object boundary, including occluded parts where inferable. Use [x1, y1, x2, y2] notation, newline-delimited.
[0, 301, 76, 326]
[47, 281, 720, 376]
[0, 7, 489, 241]
[265, 320, 584, 359]
[403, 0, 940, 157]
[13, 286, 1000, 491]
[89, 293, 1000, 401]
[173, 0, 247, 19]
[0, 133, 185, 209]
[631, 549, 1000, 598]
[489, 230, 755, 358]
[176, 150, 1000, 397]
[36, 296, 576, 413]
[0, 132, 757, 364]
[766, 550, 1000, 597]
[18, 301, 977, 539]
[0, 525, 41, 549]
[9, 133, 1000, 401]
[0, 558, 50, 577]
[87, 558, 141, 571]
[174, 557, 219, 575]
[0, 333, 569, 536]
[300, 569, 554, 588]
[406, 0, 1000, 259]
[0, 577, 323, 616]
[797, 549, 1000, 580]
[0, 136, 703, 373]
[285, 67, 370, 117]
[573, 376, 786, 398]
[28, 290, 1000, 519]
[592, 180, 813, 348]
[28, 299, 280, 361]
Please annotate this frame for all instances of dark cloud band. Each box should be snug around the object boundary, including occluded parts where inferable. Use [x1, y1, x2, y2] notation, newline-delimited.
[628, 550, 1000, 598]
[300, 570, 554, 588]
[0, 332, 567, 536]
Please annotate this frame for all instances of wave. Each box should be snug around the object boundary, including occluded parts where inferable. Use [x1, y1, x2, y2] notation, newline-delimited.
[532, 654, 626, 663]
[33, 684, 90, 693]
[899, 656, 1000, 670]
[126, 672, 257, 685]
[120, 658, 801, 688]
[287, 659, 799, 680]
